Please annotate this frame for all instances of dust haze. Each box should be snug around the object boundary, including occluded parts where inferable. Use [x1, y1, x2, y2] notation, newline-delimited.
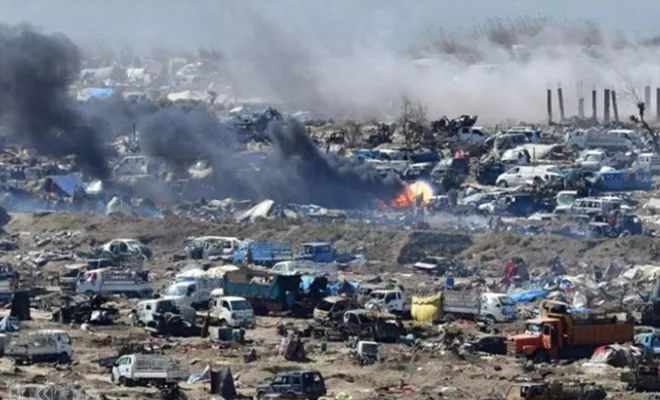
[2, 1, 660, 123]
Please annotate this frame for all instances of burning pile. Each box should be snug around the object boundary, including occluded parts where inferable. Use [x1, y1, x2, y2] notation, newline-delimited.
[391, 181, 434, 208]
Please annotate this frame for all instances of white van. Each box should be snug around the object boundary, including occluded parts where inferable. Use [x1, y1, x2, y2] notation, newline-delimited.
[270, 260, 338, 282]
[633, 153, 660, 172]
[76, 268, 153, 298]
[496, 165, 564, 187]
[136, 299, 196, 327]
[569, 197, 620, 216]
[5, 330, 73, 364]
[565, 129, 631, 150]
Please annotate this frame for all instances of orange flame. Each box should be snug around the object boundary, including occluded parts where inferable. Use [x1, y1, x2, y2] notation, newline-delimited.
[391, 181, 434, 208]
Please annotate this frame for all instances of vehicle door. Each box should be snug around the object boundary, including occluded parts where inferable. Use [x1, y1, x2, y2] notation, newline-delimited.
[384, 292, 397, 311]
[505, 167, 521, 185]
[271, 374, 289, 394]
[220, 300, 232, 322]
[289, 374, 303, 395]
[114, 356, 132, 380]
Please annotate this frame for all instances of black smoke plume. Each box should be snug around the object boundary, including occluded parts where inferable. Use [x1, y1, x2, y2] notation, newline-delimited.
[0, 23, 403, 209]
[0, 24, 110, 179]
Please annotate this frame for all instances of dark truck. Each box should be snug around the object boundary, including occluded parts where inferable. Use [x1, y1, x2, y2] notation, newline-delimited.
[222, 269, 327, 317]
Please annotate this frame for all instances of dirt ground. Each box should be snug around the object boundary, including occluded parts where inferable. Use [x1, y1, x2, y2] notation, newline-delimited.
[0, 212, 652, 399]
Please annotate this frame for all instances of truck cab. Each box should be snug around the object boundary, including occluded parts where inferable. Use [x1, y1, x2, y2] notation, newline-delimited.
[296, 242, 335, 263]
[365, 289, 407, 314]
[208, 295, 256, 328]
[164, 278, 219, 309]
[136, 299, 194, 326]
[313, 296, 353, 321]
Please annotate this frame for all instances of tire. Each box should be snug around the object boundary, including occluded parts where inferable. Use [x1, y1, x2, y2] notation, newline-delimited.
[532, 351, 549, 364]
[57, 352, 69, 364]
[257, 392, 266, 400]
[118, 376, 127, 387]
[497, 180, 508, 188]
[111, 372, 116, 383]
[485, 315, 497, 325]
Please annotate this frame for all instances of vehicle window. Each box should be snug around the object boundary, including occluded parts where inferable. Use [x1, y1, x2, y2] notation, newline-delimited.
[119, 242, 128, 252]
[230, 300, 252, 311]
[273, 376, 286, 385]
[347, 314, 359, 324]
[221, 301, 230, 310]
[385, 293, 395, 302]
[290, 375, 301, 385]
[145, 304, 152, 311]
[316, 300, 333, 312]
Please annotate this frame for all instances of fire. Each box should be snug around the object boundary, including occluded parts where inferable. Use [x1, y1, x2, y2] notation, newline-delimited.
[391, 181, 434, 208]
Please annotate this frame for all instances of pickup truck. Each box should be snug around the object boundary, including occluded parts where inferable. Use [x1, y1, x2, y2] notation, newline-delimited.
[5, 330, 73, 364]
[295, 242, 357, 265]
[233, 240, 293, 267]
[111, 354, 188, 387]
[442, 291, 517, 323]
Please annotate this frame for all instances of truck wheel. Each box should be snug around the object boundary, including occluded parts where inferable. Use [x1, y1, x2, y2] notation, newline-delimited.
[485, 315, 497, 325]
[257, 392, 266, 400]
[118, 376, 127, 386]
[532, 351, 549, 364]
[497, 180, 508, 188]
[57, 352, 69, 364]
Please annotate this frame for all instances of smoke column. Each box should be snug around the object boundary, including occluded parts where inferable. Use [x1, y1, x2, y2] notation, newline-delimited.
[0, 24, 110, 179]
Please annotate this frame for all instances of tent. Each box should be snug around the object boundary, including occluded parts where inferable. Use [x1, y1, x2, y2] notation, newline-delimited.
[210, 367, 237, 398]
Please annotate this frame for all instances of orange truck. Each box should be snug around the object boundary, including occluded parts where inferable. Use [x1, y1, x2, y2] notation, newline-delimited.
[507, 301, 634, 363]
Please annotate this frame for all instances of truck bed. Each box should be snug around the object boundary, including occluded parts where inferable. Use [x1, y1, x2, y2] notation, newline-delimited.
[570, 322, 634, 346]
[442, 291, 480, 315]
[250, 241, 292, 262]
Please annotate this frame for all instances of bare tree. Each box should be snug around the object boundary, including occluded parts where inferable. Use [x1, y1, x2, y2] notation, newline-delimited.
[618, 73, 659, 153]
[397, 96, 428, 146]
[343, 120, 361, 147]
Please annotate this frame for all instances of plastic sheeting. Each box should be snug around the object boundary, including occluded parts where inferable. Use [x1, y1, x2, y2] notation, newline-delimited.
[508, 289, 549, 303]
[411, 293, 441, 322]
[0, 316, 19, 332]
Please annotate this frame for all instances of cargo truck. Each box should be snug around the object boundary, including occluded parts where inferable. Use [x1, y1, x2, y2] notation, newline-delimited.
[507, 301, 634, 363]
[221, 269, 327, 317]
[233, 240, 293, 267]
[442, 291, 517, 323]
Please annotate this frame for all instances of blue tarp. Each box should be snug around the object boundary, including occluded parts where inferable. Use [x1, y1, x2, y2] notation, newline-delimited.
[508, 289, 549, 303]
[0, 316, 19, 332]
[84, 88, 115, 99]
[49, 174, 85, 197]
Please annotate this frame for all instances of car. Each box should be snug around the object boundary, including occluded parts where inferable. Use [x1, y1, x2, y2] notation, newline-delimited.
[256, 370, 326, 400]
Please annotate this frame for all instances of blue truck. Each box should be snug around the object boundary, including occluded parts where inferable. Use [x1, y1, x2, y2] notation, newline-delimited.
[233, 240, 293, 267]
[222, 270, 327, 316]
[295, 242, 357, 265]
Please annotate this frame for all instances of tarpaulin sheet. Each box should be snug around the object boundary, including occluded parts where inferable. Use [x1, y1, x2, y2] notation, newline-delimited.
[49, 174, 85, 197]
[411, 293, 442, 322]
[508, 289, 549, 303]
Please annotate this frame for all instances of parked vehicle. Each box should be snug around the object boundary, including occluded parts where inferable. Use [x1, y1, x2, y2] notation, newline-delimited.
[413, 256, 466, 276]
[136, 299, 196, 327]
[208, 294, 256, 328]
[463, 335, 508, 355]
[164, 276, 222, 309]
[365, 288, 409, 315]
[313, 296, 354, 321]
[222, 270, 327, 317]
[577, 149, 613, 171]
[257, 370, 326, 400]
[76, 268, 152, 298]
[565, 128, 632, 150]
[635, 331, 660, 356]
[101, 238, 152, 260]
[507, 301, 634, 363]
[496, 165, 564, 188]
[5, 330, 73, 364]
[271, 260, 339, 282]
[442, 291, 516, 323]
[111, 354, 188, 387]
[184, 236, 241, 261]
[353, 341, 379, 365]
[632, 152, 660, 172]
[233, 240, 293, 267]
